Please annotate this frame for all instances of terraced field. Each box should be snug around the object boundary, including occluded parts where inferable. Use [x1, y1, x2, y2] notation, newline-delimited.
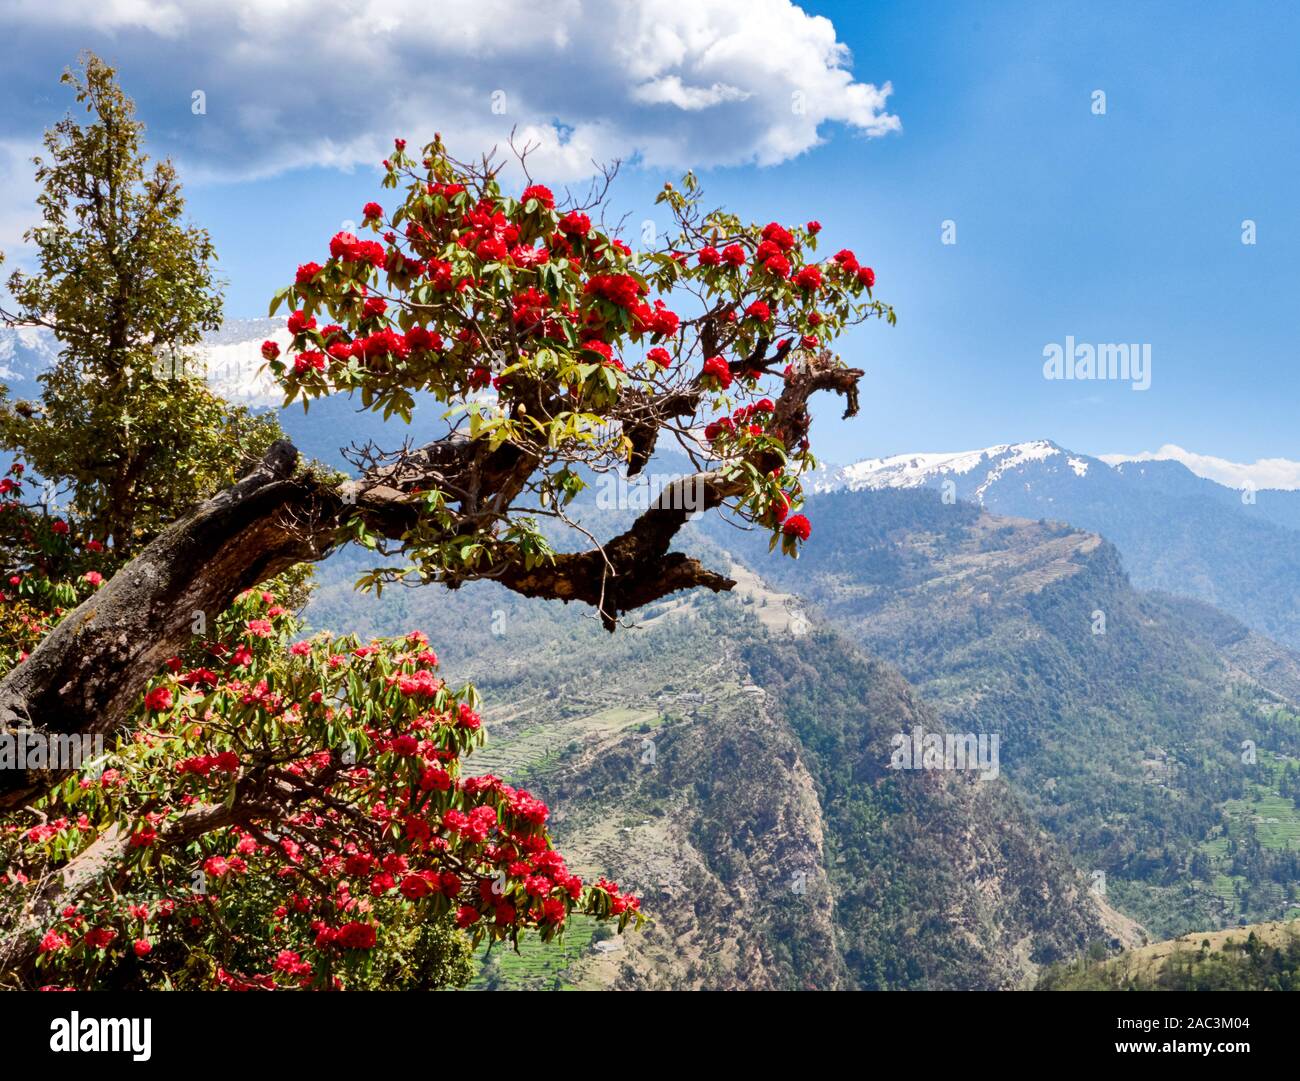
[1197, 751, 1300, 921]
[468, 917, 601, 991]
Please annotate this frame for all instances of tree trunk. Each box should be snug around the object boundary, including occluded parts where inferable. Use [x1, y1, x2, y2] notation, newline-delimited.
[0, 441, 335, 810]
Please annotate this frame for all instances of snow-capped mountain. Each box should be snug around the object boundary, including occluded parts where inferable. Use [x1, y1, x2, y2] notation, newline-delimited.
[0, 319, 285, 405]
[810, 440, 1095, 500]
[809, 438, 1300, 651]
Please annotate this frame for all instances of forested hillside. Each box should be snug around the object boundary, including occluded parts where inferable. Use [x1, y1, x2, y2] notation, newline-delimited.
[711, 488, 1300, 939]
[1039, 919, 1300, 991]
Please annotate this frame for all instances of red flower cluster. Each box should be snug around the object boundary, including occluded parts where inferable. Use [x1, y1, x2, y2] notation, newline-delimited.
[583, 273, 643, 309]
[702, 355, 733, 390]
[329, 231, 385, 267]
[520, 184, 555, 209]
[783, 513, 812, 541]
[9, 586, 647, 991]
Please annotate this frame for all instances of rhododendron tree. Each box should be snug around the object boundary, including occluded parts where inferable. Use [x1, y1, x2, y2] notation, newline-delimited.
[0, 590, 641, 988]
[0, 114, 891, 988]
[0, 460, 112, 675]
[0, 138, 890, 812]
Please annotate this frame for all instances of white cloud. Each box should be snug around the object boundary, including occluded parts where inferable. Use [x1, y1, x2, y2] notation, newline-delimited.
[7, 0, 899, 183]
[1100, 444, 1300, 492]
[0, 140, 41, 264]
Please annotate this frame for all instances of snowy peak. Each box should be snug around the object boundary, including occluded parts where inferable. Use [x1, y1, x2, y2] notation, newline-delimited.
[0, 325, 58, 381]
[811, 440, 1094, 502]
[0, 319, 284, 405]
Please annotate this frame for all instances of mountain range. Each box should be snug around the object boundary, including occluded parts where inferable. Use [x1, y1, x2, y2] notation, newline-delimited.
[810, 439, 1300, 650]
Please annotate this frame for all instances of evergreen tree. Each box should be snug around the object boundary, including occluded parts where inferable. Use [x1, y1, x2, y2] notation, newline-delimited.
[0, 53, 278, 555]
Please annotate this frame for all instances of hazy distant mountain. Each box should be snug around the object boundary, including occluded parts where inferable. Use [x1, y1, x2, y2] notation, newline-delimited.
[811, 439, 1300, 649]
[0, 320, 282, 405]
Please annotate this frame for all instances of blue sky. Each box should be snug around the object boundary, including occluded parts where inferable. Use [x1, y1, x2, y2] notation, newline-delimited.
[2, 0, 1297, 470]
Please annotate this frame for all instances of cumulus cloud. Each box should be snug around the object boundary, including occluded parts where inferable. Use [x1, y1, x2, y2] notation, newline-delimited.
[3, 0, 899, 183]
[1100, 444, 1300, 491]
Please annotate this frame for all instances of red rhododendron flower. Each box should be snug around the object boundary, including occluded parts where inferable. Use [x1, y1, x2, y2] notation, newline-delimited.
[419, 765, 451, 791]
[509, 244, 549, 268]
[584, 273, 643, 309]
[329, 231, 360, 259]
[38, 930, 70, 953]
[520, 184, 555, 209]
[293, 352, 326, 375]
[702, 355, 733, 390]
[793, 265, 822, 292]
[344, 854, 374, 877]
[333, 922, 377, 950]
[783, 514, 812, 541]
[400, 874, 433, 900]
[84, 927, 117, 950]
[128, 826, 157, 848]
[144, 687, 173, 712]
[286, 310, 316, 335]
[760, 222, 795, 251]
[558, 210, 591, 236]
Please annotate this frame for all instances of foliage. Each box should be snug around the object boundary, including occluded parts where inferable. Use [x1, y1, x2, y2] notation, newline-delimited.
[0, 459, 112, 675]
[717, 486, 1300, 937]
[1039, 926, 1300, 991]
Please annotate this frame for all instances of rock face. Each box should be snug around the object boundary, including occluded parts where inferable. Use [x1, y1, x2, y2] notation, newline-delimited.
[544, 668, 844, 990]
[741, 631, 1108, 990]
